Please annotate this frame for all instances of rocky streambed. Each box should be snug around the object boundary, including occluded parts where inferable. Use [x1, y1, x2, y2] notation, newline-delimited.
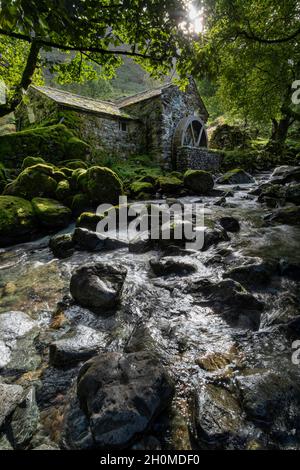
[1, 168, 300, 450]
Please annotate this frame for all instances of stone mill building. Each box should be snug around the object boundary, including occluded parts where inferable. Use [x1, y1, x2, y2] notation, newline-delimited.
[17, 78, 219, 171]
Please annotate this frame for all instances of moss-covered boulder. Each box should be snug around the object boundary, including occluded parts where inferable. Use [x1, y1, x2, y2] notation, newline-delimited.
[216, 169, 255, 185]
[21, 156, 45, 171]
[59, 160, 88, 170]
[55, 180, 72, 201]
[31, 197, 72, 229]
[3, 164, 65, 200]
[49, 233, 75, 259]
[0, 196, 37, 247]
[210, 124, 250, 150]
[0, 124, 90, 168]
[76, 212, 104, 231]
[130, 181, 154, 198]
[70, 168, 87, 191]
[157, 176, 183, 194]
[84, 166, 123, 205]
[183, 170, 214, 195]
[71, 193, 91, 216]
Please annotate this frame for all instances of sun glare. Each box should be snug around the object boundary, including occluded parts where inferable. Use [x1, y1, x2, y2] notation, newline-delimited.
[188, 3, 204, 34]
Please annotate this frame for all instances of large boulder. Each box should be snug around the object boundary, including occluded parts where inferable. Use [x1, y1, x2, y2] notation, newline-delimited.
[84, 166, 123, 205]
[3, 164, 65, 199]
[62, 351, 174, 449]
[210, 124, 250, 150]
[0, 196, 37, 247]
[156, 176, 183, 195]
[49, 233, 75, 259]
[31, 197, 72, 229]
[70, 262, 127, 313]
[183, 170, 214, 195]
[216, 168, 255, 185]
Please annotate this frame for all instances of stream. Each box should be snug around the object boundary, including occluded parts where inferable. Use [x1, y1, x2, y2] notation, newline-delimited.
[1, 171, 300, 450]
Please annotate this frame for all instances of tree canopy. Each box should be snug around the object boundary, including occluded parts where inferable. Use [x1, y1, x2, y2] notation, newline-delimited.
[194, 0, 300, 143]
[0, 0, 196, 116]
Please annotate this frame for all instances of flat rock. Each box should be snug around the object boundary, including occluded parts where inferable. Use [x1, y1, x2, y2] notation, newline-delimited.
[150, 257, 197, 277]
[49, 325, 106, 367]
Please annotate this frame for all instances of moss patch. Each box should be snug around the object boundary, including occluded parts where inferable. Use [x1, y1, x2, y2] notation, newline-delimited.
[31, 197, 72, 229]
[85, 166, 123, 205]
[130, 181, 154, 197]
[21, 156, 45, 171]
[0, 195, 37, 247]
[184, 170, 214, 195]
[0, 124, 90, 168]
[76, 212, 104, 231]
[3, 164, 66, 200]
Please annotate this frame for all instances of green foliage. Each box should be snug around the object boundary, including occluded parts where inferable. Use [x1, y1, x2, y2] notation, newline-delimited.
[197, 0, 300, 139]
[0, 124, 90, 167]
[0, 1, 197, 117]
[130, 181, 155, 196]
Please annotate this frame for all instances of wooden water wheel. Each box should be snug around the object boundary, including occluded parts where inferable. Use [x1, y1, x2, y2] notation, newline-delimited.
[172, 115, 208, 167]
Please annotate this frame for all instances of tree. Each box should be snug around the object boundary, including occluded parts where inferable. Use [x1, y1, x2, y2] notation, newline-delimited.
[0, 0, 196, 117]
[194, 0, 300, 145]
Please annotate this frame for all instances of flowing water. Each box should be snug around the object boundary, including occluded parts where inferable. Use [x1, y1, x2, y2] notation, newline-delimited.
[1, 172, 300, 450]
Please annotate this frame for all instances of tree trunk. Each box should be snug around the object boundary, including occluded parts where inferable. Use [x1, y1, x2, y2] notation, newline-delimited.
[0, 40, 40, 118]
[270, 116, 291, 144]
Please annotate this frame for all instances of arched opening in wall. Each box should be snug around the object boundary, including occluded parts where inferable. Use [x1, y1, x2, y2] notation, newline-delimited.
[172, 116, 208, 169]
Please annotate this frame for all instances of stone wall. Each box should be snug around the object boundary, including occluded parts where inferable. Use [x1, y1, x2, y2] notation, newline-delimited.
[71, 111, 144, 158]
[176, 147, 222, 172]
[118, 96, 163, 163]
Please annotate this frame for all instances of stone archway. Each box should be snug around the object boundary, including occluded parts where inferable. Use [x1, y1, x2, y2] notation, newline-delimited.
[172, 115, 208, 168]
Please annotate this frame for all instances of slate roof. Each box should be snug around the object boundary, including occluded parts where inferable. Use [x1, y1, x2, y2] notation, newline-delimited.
[116, 84, 172, 108]
[32, 86, 135, 119]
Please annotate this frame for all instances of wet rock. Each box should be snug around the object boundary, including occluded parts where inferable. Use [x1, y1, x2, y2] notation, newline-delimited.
[183, 170, 214, 195]
[214, 196, 226, 207]
[49, 326, 105, 367]
[0, 311, 39, 372]
[10, 386, 39, 449]
[73, 227, 128, 252]
[63, 351, 174, 449]
[0, 383, 24, 427]
[32, 443, 59, 450]
[72, 227, 105, 251]
[0, 433, 13, 450]
[264, 206, 300, 225]
[218, 216, 240, 233]
[37, 367, 78, 409]
[270, 166, 300, 185]
[194, 384, 247, 449]
[235, 371, 300, 433]
[49, 233, 75, 259]
[216, 169, 255, 185]
[202, 227, 230, 251]
[286, 183, 300, 205]
[223, 262, 274, 288]
[190, 279, 263, 329]
[70, 262, 127, 313]
[150, 257, 197, 277]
